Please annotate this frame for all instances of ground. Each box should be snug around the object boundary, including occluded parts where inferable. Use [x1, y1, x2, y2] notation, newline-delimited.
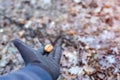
[0, 0, 120, 80]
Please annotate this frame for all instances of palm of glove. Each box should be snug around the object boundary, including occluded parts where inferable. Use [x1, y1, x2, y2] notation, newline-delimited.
[13, 39, 62, 80]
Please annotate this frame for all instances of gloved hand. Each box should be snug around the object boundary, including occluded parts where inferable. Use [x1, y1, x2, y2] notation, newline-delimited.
[13, 39, 62, 80]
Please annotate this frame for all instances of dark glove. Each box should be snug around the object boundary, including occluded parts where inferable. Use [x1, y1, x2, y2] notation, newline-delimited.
[13, 39, 62, 80]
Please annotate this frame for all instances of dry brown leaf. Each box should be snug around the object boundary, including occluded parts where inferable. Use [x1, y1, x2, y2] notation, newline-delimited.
[104, 4, 111, 8]
[65, 30, 77, 35]
[18, 19, 27, 24]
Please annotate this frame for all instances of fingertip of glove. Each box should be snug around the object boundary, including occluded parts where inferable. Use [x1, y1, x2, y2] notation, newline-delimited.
[13, 39, 19, 44]
[13, 39, 22, 47]
[55, 45, 62, 51]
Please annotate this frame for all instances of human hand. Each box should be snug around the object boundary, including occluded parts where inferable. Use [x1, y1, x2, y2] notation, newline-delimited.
[13, 39, 62, 80]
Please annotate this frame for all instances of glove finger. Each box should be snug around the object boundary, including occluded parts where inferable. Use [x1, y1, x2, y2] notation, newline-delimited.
[48, 47, 55, 57]
[13, 39, 38, 65]
[54, 46, 62, 63]
[36, 46, 44, 55]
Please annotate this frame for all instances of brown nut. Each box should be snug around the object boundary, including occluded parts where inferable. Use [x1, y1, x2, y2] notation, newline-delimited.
[44, 44, 54, 53]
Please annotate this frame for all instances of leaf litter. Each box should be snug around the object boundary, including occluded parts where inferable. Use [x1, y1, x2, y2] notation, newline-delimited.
[0, 0, 120, 80]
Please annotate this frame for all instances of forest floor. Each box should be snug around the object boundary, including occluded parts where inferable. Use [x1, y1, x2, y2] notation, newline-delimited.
[0, 0, 120, 80]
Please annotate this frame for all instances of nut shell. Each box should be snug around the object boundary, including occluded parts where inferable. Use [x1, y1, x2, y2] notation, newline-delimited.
[44, 44, 54, 53]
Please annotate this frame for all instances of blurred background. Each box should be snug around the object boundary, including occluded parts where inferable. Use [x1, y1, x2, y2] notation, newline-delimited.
[0, 0, 120, 80]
